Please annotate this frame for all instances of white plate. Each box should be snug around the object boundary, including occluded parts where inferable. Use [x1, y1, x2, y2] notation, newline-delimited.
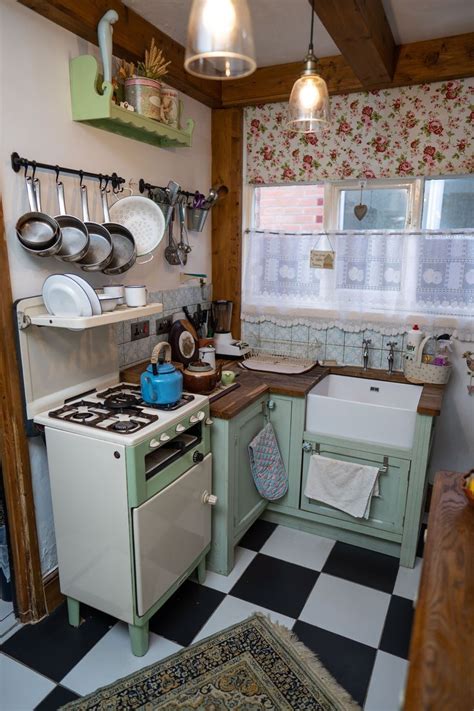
[65, 274, 102, 315]
[109, 195, 165, 257]
[42, 275, 93, 318]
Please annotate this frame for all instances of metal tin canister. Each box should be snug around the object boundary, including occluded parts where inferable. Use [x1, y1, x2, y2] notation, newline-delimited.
[160, 84, 180, 128]
[124, 77, 161, 120]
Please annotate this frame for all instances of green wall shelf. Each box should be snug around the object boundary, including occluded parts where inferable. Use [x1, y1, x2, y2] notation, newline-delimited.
[70, 55, 194, 148]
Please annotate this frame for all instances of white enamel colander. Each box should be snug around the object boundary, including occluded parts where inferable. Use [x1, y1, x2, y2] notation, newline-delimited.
[109, 194, 165, 261]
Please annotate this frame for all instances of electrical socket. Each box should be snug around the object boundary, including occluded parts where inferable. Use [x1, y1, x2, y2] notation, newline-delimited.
[130, 320, 150, 341]
[156, 317, 172, 335]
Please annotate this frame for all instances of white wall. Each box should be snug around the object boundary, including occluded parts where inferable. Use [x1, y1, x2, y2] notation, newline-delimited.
[0, 0, 212, 574]
[429, 339, 474, 480]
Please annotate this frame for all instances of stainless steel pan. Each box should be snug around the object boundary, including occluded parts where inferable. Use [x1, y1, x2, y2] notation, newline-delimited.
[101, 189, 137, 275]
[54, 181, 90, 262]
[16, 176, 62, 257]
[77, 185, 113, 272]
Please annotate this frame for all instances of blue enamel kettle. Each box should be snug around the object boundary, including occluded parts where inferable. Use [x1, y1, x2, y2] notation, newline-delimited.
[141, 342, 183, 406]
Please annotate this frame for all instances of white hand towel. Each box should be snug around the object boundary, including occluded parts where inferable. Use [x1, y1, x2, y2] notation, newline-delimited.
[304, 454, 380, 519]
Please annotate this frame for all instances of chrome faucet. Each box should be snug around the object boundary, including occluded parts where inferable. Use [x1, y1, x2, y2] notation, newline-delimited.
[362, 339, 371, 370]
[387, 341, 397, 374]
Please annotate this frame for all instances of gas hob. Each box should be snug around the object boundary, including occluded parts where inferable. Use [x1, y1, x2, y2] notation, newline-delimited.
[34, 383, 209, 446]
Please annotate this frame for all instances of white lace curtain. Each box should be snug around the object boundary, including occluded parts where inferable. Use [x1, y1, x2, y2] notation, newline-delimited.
[242, 230, 474, 337]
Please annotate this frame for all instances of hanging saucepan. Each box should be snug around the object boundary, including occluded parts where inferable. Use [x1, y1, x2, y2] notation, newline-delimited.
[54, 181, 90, 262]
[77, 184, 113, 272]
[108, 188, 165, 263]
[16, 176, 62, 257]
[101, 188, 137, 275]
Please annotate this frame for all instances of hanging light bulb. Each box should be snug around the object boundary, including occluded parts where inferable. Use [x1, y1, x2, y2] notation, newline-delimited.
[184, 0, 256, 80]
[287, 0, 330, 133]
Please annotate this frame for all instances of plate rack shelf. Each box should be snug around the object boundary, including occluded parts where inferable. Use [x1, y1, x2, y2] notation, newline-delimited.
[19, 299, 163, 331]
[70, 55, 194, 149]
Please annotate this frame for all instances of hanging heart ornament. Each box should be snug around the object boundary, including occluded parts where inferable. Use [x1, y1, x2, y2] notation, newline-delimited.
[354, 203, 368, 221]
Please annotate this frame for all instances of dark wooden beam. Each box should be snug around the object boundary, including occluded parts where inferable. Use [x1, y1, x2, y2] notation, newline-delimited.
[221, 32, 474, 107]
[211, 108, 244, 339]
[311, 0, 396, 87]
[18, 0, 222, 108]
[0, 198, 46, 623]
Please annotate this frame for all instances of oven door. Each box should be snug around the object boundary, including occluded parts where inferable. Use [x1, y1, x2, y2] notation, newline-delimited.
[132, 453, 212, 617]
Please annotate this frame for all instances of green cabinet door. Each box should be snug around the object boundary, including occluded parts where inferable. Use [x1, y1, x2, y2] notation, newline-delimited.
[300, 442, 410, 535]
[232, 398, 267, 538]
[268, 395, 305, 511]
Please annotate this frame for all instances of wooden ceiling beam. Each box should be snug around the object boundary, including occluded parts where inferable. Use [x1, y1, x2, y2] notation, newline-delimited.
[18, 0, 222, 108]
[221, 32, 474, 107]
[311, 0, 397, 87]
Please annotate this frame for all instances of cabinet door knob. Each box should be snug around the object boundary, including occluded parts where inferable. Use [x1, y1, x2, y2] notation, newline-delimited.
[267, 399, 276, 410]
[202, 491, 218, 506]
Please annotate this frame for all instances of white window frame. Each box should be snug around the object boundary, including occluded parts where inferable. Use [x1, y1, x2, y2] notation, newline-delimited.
[248, 178, 425, 232]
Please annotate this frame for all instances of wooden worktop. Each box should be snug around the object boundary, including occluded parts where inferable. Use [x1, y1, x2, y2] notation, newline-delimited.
[404, 471, 474, 711]
[120, 361, 444, 420]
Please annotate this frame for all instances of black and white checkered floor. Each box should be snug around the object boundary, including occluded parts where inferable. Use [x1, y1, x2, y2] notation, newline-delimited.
[1, 520, 426, 710]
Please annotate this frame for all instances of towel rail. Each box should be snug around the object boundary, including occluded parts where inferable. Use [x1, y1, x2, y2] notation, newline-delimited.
[302, 442, 389, 474]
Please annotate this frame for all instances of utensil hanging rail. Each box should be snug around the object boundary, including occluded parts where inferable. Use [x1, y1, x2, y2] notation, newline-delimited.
[138, 178, 195, 199]
[11, 152, 126, 190]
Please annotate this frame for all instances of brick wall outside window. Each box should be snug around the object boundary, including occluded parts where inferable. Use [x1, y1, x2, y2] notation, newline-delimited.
[254, 185, 325, 232]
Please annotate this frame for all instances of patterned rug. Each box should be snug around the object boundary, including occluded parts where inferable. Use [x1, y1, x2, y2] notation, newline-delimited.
[63, 614, 360, 710]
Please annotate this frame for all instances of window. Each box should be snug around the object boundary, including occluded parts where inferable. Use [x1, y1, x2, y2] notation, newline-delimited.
[243, 176, 474, 329]
[254, 185, 325, 231]
[422, 177, 474, 229]
[339, 186, 410, 230]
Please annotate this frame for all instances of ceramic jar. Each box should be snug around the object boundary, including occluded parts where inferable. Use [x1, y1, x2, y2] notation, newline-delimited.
[124, 77, 161, 120]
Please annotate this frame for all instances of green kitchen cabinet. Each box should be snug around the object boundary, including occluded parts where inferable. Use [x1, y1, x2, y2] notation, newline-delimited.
[263, 414, 435, 568]
[207, 396, 267, 575]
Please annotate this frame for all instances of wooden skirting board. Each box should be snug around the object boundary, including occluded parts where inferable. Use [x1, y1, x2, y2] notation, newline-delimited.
[43, 569, 64, 614]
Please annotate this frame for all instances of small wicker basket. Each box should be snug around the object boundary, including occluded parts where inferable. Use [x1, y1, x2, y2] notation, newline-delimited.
[404, 359, 452, 385]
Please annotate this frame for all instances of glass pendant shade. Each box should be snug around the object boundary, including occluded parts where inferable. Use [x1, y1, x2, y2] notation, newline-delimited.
[287, 62, 330, 133]
[185, 0, 256, 80]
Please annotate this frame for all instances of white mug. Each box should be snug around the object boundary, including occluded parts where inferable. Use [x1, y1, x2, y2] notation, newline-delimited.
[199, 345, 216, 369]
[125, 285, 147, 307]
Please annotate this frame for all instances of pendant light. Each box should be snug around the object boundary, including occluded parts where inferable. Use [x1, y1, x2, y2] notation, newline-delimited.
[287, 0, 330, 133]
[184, 0, 256, 80]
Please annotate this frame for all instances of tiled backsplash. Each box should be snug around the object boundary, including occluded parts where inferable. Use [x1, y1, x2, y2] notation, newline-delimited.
[241, 319, 417, 372]
[116, 284, 212, 369]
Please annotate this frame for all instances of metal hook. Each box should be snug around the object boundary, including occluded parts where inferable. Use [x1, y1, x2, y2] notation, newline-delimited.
[31, 161, 37, 181]
[55, 165, 60, 184]
[79, 170, 84, 187]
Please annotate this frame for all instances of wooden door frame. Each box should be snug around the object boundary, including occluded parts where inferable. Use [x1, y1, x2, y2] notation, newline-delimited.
[0, 198, 46, 622]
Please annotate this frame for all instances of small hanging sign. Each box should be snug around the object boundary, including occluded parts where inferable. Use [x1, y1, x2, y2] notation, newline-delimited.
[310, 250, 335, 269]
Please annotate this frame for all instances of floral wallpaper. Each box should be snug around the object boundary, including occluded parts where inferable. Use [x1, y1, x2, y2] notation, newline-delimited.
[245, 78, 474, 184]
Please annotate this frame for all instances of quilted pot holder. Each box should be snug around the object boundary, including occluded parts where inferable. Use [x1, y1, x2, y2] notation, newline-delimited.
[248, 422, 288, 501]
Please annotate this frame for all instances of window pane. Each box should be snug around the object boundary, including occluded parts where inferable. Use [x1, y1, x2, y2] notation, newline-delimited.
[339, 188, 408, 230]
[422, 177, 474, 229]
[254, 185, 324, 231]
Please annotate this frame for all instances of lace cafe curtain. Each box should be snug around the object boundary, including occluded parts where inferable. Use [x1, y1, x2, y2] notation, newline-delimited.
[242, 229, 474, 337]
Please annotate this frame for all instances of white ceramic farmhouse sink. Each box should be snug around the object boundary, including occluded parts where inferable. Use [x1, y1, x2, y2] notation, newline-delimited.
[306, 375, 423, 449]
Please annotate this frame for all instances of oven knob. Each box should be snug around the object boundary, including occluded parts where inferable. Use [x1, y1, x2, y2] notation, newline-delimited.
[193, 451, 204, 463]
[197, 410, 205, 421]
[176, 424, 186, 433]
[205, 417, 214, 426]
[160, 433, 171, 442]
[149, 438, 160, 449]
[202, 491, 218, 506]
[189, 415, 199, 424]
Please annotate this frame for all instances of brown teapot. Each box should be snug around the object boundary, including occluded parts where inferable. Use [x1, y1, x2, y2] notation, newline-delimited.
[183, 360, 222, 394]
